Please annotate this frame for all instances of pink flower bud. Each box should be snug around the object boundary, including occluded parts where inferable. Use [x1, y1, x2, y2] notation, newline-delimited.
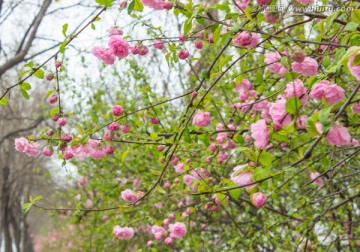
[45, 73, 54, 81]
[209, 143, 216, 152]
[42, 146, 54, 157]
[201, 223, 206, 230]
[46, 129, 54, 136]
[195, 40, 203, 49]
[179, 34, 185, 42]
[58, 117, 67, 126]
[104, 131, 114, 140]
[252, 192, 267, 208]
[274, 123, 282, 131]
[293, 52, 306, 63]
[131, 46, 140, 55]
[109, 122, 119, 131]
[208, 34, 214, 43]
[139, 47, 149, 56]
[162, 2, 173, 10]
[63, 150, 73, 160]
[150, 118, 159, 124]
[174, 179, 180, 184]
[48, 94, 58, 104]
[163, 219, 170, 226]
[157, 145, 164, 152]
[119, 1, 127, 8]
[160, 158, 165, 163]
[113, 105, 124, 116]
[168, 213, 175, 220]
[146, 241, 152, 247]
[178, 49, 189, 60]
[186, 208, 192, 215]
[153, 39, 164, 50]
[51, 114, 59, 121]
[191, 91, 198, 98]
[121, 124, 130, 134]
[61, 133, 72, 142]
[55, 61, 62, 68]
[163, 181, 171, 189]
[105, 145, 115, 155]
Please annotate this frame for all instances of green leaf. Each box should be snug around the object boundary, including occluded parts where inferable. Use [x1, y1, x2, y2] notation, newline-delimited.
[95, 0, 113, 7]
[20, 82, 31, 91]
[285, 97, 301, 115]
[353, 54, 360, 66]
[306, 117, 321, 136]
[253, 167, 269, 181]
[258, 150, 274, 168]
[150, 132, 158, 140]
[213, 25, 221, 44]
[344, 22, 359, 31]
[59, 40, 68, 53]
[0, 97, 8, 106]
[210, 3, 230, 13]
[128, 0, 135, 14]
[318, 107, 331, 124]
[272, 132, 288, 142]
[351, 9, 360, 25]
[150, 169, 161, 175]
[22, 203, 32, 214]
[225, 180, 242, 200]
[62, 23, 68, 37]
[49, 107, 59, 116]
[183, 18, 192, 35]
[91, 23, 96, 30]
[219, 55, 233, 69]
[133, 0, 143, 12]
[20, 89, 30, 100]
[184, 127, 191, 143]
[33, 69, 44, 79]
[325, 11, 339, 32]
[122, 149, 130, 162]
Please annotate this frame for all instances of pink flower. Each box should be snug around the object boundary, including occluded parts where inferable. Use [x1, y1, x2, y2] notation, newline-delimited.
[348, 48, 360, 80]
[326, 123, 351, 146]
[192, 111, 210, 127]
[296, 115, 308, 130]
[269, 97, 291, 126]
[14, 137, 29, 152]
[58, 117, 67, 126]
[142, 0, 163, 10]
[183, 174, 195, 187]
[291, 57, 318, 76]
[178, 49, 189, 60]
[151, 225, 167, 240]
[108, 35, 129, 58]
[108, 27, 123, 36]
[42, 146, 54, 157]
[74, 194, 81, 201]
[296, 0, 314, 5]
[165, 237, 173, 245]
[252, 192, 267, 208]
[250, 119, 269, 149]
[353, 103, 360, 113]
[121, 189, 138, 203]
[77, 176, 88, 188]
[256, 0, 271, 6]
[169, 222, 187, 238]
[284, 79, 306, 98]
[230, 165, 255, 189]
[236, 0, 250, 10]
[85, 199, 93, 208]
[264, 52, 283, 73]
[153, 39, 164, 49]
[310, 172, 324, 187]
[162, 2, 173, 10]
[209, 143, 217, 152]
[146, 241, 153, 247]
[309, 80, 344, 105]
[48, 94, 58, 104]
[233, 32, 254, 47]
[14, 138, 40, 156]
[264, 10, 278, 23]
[121, 125, 130, 133]
[91, 47, 115, 64]
[113, 105, 124, 116]
[109, 122, 119, 131]
[113, 226, 135, 240]
[174, 163, 185, 173]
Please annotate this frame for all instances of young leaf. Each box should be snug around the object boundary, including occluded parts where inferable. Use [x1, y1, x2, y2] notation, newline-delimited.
[62, 23, 68, 37]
